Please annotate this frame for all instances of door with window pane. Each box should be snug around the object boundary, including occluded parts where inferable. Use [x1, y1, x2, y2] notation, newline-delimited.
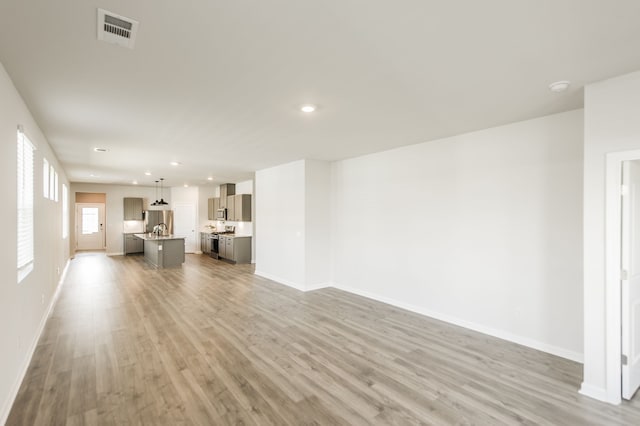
[75, 203, 105, 250]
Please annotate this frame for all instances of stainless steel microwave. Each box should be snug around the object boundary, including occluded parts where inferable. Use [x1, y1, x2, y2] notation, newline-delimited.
[216, 208, 226, 220]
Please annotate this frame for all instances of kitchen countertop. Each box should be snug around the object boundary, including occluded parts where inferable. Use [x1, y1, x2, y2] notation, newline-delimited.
[134, 233, 186, 241]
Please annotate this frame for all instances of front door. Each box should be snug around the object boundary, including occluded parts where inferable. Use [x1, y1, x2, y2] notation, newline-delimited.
[76, 203, 105, 250]
[621, 160, 640, 399]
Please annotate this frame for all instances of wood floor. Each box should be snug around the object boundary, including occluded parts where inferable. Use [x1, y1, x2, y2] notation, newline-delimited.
[6, 253, 640, 425]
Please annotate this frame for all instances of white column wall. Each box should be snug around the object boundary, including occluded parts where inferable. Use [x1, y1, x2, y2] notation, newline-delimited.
[255, 160, 306, 289]
[582, 70, 640, 402]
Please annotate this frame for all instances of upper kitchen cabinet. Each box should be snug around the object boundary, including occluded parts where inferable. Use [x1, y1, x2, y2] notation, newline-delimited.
[234, 194, 251, 222]
[226, 194, 251, 221]
[123, 197, 143, 220]
[207, 197, 221, 220]
[218, 183, 236, 208]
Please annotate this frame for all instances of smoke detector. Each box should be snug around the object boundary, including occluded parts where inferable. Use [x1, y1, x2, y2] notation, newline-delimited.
[97, 8, 139, 49]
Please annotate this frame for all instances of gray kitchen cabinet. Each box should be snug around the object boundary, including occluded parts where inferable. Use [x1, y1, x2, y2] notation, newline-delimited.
[219, 184, 235, 208]
[200, 232, 211, 254]
[226, 196, 235, 221]
[234, 194, 251, 221]
[213, 198, 220, 216]
[218, 235, 227, 258]
[124, 234, 143, 254]
[218, 236, 251, 264]
[207, 197, 220, 220]
[143, 238, 185, 268]
[207, 198, 215, 220]
[123, 197, 143, 220]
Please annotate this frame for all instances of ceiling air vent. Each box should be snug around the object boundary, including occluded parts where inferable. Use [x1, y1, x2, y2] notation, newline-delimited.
[97, 8, 139, 49]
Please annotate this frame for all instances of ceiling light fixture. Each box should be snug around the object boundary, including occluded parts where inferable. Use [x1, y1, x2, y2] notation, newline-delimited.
[170, 161, 181, 166]
[94, 147, 108, 152]
[301, 105, 316, 113]
[144, 171, 151, 176]
[150, 178, 169, 206]
[207, 177, 213, 181]
[132, 180, 138, 185]
[549, 80, 571, 92]
[184, 184, 189, 188]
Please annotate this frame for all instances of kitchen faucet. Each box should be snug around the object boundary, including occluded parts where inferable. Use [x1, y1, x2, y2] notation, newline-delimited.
[153, 223, 168, 235]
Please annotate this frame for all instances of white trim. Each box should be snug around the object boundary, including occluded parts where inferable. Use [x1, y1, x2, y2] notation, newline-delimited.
[332, 283, 583, 363]
[107, 252, 124, 256]
[254, 270, 331, 292]
[579, 382, 613, 404]
[305, 282, 332, 292]
[0, 259, 70, 425]
[254, 270, 306, 291]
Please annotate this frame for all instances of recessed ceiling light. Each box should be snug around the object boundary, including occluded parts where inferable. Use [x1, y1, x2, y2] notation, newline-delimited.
[132, 180, 138, 185]
[90, 174, 99, 177]
[170, 161, 182, 166]
[207, 177, 213, 181]
[184, 184, 189, 188]
[549, 80, 571, 92]
[94, 147, 108, 152]
[144, 171, 151, 176]
[301, 105, 316, 113]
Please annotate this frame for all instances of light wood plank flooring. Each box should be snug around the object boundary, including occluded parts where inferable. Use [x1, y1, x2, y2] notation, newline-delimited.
[7, 252, 640, 425]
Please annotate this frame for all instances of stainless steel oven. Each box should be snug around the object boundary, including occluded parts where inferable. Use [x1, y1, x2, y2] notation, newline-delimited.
[210, 234, 219, 259]
[216, 208, 226, 220]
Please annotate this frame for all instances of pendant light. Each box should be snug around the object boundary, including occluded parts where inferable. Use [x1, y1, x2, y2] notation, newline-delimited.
[158, 178, 168, 205]
[151, 180, 160, 206]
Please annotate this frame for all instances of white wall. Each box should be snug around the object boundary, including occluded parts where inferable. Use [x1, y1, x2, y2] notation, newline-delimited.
[331, 109, 584, 361]
[582, 70, 640, 401]
[255, 161, 306, 288]
[305, 160, 331, 288]
[70, 183, 162, 255]
[0, 62, 71, 423]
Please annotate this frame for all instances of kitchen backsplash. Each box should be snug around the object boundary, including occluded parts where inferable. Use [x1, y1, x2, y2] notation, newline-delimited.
[123, 220, 144, 233]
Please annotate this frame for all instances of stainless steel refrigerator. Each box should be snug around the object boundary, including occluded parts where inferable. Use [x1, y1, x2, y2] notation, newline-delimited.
[144, 210, 174, 234]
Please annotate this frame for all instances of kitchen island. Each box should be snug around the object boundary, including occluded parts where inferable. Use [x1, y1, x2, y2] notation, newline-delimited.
[134, 234, 185, 268]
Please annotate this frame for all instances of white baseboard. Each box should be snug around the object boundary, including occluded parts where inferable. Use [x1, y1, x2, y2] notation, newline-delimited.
[305, 281, 332, 291]
[331, 283, 584, 363]
[579, 382, 615, 404]
[254, 270, 331, 292]
[0, 259, 70, 425]
[107, 252, 124, 256]
[254, 270, 307, 292]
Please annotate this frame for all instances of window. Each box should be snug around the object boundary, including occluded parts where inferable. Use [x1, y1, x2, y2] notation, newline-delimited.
[54, 171, 59, 202]
[62, 184, 69, 238]
[81, 208, 99, 234]
[43, 158, 49, 198]
[17, 126, 35, 282]
[49, 165, 54, 200]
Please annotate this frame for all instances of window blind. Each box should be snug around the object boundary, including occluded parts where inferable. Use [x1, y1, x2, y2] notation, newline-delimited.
[43, 158, 49, 198]
[54, 171, 59, 202]
[62, 184, 69, 238]
[17, 127, 35, 281]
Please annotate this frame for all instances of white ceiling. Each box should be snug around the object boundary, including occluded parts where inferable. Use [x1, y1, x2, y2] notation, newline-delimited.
[1, 1, 639, 187]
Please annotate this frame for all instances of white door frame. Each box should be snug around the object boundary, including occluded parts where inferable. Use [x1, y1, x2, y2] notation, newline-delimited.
[604, 149, 640, 404]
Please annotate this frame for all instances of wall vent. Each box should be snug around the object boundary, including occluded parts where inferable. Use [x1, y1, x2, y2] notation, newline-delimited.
[97, 8, 139, 49]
